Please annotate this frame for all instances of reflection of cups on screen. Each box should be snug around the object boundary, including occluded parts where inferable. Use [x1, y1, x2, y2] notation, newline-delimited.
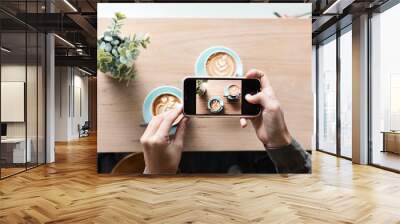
[196, 80, 242, 115]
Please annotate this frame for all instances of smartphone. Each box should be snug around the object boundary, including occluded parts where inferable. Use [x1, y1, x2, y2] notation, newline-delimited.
[183, 77, 261, 117]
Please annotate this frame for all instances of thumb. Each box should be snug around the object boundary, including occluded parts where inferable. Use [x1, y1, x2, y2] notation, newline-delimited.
[173, 117, 189, 147]
[245, 92, 265, 107]
[239, 118, 248, 128]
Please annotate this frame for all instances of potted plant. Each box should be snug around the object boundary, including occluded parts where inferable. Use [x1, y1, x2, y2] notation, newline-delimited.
[97, 12, 150, 85]
[196, 79, 208, 96]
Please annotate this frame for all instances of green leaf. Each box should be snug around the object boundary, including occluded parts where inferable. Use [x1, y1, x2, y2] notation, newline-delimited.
[104, 43, 112, 52]
[111, 39, 120, 46]
[115, 12, 126, 20]
[99, 41, 106, 50]
[119, 56, 127, 64]
[104, 35, 112, 42]
[111, 48, 119, 57]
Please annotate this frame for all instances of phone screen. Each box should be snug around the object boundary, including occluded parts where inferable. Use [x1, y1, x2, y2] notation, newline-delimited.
[184, 77, 261, 116]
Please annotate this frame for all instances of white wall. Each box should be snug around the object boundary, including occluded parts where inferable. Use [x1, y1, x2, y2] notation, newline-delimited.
[1, 63, 46, 164]
[55, 67, 89, 141]
[1, 65, 36, 138]
[55, 67, 69, 141]
[71, 73, 89, 138]
[1, 82, 25, 122]
[1, 65, 26, 137]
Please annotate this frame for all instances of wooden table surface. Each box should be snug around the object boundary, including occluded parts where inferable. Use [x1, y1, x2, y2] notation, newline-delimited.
[98, 18, 312, 153]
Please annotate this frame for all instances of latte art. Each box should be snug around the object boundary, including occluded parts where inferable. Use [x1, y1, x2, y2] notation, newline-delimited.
[206, 52, 236, 77]
[228, 85, 240, 97]
[152, 94, 181, 116]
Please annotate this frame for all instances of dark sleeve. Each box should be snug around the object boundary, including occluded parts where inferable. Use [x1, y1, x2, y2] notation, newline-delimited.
[264, 139, 311, 173]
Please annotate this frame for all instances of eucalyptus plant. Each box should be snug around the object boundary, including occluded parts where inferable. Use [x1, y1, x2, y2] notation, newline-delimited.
[97, 12, 150, 85]
[196, 79, 208, 96]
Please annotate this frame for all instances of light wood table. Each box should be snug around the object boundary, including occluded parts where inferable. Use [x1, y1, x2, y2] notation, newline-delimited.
[98, 18, 312, 153]
[382, 131, 400, 154]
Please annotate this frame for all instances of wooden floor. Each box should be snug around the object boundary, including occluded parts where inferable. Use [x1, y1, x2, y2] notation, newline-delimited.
[372, 151, 400, 171]
[1, 167, 26, 178]
[1, 135, 400, 223]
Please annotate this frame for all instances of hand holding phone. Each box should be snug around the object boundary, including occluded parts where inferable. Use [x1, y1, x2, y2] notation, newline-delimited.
[238, 69, 292, 149]
[183, 77, 261, 117]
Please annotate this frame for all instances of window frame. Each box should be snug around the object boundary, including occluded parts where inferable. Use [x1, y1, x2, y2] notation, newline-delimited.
[315, 24, 353, 160]
[367, 1, 400, 173]
[0, 0, 48, 180]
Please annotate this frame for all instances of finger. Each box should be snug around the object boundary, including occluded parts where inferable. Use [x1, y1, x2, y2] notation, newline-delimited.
[245, 68, 264, 79]
[245, 92, 265, 107]
[239, 118, 247, 128]
[173, 117, 189, 147]
[245, 69, 271, 88]
[142, 114, 163, 139]
[250, 115, 263, 132]
[156, 104, 184, 137]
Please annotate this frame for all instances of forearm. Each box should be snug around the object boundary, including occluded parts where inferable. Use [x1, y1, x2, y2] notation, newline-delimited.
[264, 139, 311, 173]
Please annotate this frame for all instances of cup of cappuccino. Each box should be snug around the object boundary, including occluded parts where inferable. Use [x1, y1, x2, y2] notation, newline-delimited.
[205, 52, 237, 77]
[207, 96, 224, 114]
[224, 84, 241, 101]
[195, 46, 243, 77]
[143, 86, 183, 135]
[151, 93, 183, 126]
